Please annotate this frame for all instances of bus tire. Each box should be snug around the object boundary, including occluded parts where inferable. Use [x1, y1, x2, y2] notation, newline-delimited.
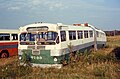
[0, 50, 9, 58]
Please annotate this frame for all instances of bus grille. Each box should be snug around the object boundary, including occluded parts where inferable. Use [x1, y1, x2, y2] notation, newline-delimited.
[37, 46, 45, 50]
[32, 50, 40, 55]
[28, 46, 35, 49]
[27, 46, 45, 50]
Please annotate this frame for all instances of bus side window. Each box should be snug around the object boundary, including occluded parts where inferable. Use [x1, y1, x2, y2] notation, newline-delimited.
[12, 34, 18, 40]
[60, 31, 66, 42]
[96, 31, 99, 37]
[77, 31, 83, 39]
[0, 33, 10, 41]
[84, 31, 88, 38]
[69, 31, 76, 40]
[0, 34, 3, 40]
[89, 30, 93, 38]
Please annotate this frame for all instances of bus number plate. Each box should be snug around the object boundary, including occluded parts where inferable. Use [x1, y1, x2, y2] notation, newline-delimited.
[32, 50, 40, 55]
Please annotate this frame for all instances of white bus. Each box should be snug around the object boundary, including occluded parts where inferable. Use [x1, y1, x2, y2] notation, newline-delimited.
[18, 22, 106, 67]
[0, 29, 19, 58]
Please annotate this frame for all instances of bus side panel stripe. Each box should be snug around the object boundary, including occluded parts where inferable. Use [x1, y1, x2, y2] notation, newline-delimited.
[0, 44, 18, 50]
[0, 42, 18, 46]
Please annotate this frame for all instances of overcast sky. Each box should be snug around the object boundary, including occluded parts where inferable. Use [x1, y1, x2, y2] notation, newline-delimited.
[0, 0, 120, 30]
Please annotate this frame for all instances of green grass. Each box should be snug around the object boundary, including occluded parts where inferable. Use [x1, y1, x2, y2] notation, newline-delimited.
[0, 36, 120, 79]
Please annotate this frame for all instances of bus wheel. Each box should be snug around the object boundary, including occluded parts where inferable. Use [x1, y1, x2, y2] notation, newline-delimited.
[0, 52, 9, 58]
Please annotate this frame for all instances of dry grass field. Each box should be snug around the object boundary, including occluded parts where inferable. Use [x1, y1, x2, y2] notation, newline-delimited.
[0, 36, 120, 79]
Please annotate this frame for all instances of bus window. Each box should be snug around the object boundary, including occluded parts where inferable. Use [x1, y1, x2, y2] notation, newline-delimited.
[60, 31, 66, 42]
[69, 31, 76, 40]
[77, 31, 83, 39]
[20, 33, 26, 41]
[20, 32, 58, 42]
[0, 33, 10, 41]
[84, 31, 88, 38]
[12, 34, 18, 40]
[20, 33, 36, 41]
[47, 32, 57, 40]
[89, 31, 93, 37]
[30, 34, 35, 41]
[26, 33, 31, 41]
[96, 31, 99, 37]
[38, 32, 46, 39]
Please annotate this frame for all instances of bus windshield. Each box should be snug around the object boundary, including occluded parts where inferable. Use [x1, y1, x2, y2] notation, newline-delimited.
[20, 33, 35, 41]
[20, 31, 58, 45]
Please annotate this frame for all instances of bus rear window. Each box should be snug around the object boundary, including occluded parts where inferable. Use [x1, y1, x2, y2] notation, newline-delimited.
[0, 33, 10, 41]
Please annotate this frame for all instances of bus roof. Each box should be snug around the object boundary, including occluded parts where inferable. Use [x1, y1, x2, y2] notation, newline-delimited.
[19, 22, 94, 32]
[0, 29, 19, 33]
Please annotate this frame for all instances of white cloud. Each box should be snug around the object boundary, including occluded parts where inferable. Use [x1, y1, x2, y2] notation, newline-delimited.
[49, 3, 67, 10]
[28, 0, 68, 10]
[68, 0, 120, 12]
[0, 0, 68, 12]
[1, 0, 120, 12]
[86, 0, 105, 3]
[31, 0, 41, 5]
[8, 6, 20, 10]
[27, 0, 43, 7]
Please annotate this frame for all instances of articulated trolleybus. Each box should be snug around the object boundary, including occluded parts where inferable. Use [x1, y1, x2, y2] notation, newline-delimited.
[0, 29, 18, 58]
[18, 22, 106, 68]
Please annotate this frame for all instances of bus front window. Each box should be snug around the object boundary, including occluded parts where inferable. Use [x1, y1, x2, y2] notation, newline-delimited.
[20, 33, 35, 45]
[20, 33, 26, 41]
[47, 32, 57, 40]
[20, 33, 36, 41]
[20, 32, 59, 45]
[30, 34, 35, 41]
[37, 31, 58, 45]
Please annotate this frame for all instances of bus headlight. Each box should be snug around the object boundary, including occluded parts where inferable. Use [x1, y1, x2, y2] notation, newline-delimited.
[19, 56, 22, 60]
[54, 58, 57, 62]
[18, 50, 23, 55]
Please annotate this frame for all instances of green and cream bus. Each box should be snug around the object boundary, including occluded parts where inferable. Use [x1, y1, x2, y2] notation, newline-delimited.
[18, 22, 106, 68]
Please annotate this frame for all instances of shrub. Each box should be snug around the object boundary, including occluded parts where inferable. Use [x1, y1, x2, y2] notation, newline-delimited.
[93, 67, 106, 77]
